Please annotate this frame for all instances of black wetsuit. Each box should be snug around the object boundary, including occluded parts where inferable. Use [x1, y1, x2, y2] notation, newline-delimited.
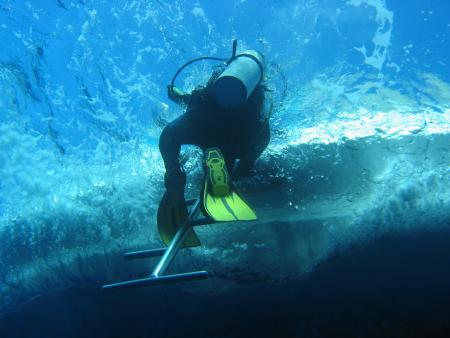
[159, 84, 270, 195]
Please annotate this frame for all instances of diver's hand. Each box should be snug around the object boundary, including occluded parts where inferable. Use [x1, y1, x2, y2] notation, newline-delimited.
[158, 190, 188, 227]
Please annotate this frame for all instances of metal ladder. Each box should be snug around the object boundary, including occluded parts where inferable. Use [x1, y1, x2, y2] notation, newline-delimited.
[102, 199, 215, 291]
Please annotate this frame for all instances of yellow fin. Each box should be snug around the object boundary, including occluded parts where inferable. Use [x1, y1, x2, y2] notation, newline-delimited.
[202, 148, 257, 222]
[157, 204, 201, 248]
[203, 180, 257, 222]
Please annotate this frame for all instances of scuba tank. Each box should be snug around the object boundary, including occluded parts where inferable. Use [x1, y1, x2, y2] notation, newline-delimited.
[213, 50, 265, 109]
[168, 40, 265, 109]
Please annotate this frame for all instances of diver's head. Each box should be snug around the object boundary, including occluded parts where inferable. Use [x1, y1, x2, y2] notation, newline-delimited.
[212, 50, 265, 109]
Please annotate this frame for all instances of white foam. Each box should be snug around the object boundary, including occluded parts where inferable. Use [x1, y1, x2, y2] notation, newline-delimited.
[348, 0, 394, 71]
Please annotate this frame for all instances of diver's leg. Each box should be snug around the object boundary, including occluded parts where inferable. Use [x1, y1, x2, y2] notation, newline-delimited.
[159, 112, 209, 177]
[234, 122, 270, 177]
[157, 113, 209, 247]
[158, 112, 209, 216]
[167, 113, 238, 175]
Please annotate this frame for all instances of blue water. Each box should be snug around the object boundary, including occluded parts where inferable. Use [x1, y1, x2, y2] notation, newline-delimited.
[0, 1, 449, 337]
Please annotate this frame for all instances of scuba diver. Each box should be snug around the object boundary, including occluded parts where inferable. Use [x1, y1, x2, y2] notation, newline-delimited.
[101, 43, 280, 291]
[158, 44, 270, 243]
